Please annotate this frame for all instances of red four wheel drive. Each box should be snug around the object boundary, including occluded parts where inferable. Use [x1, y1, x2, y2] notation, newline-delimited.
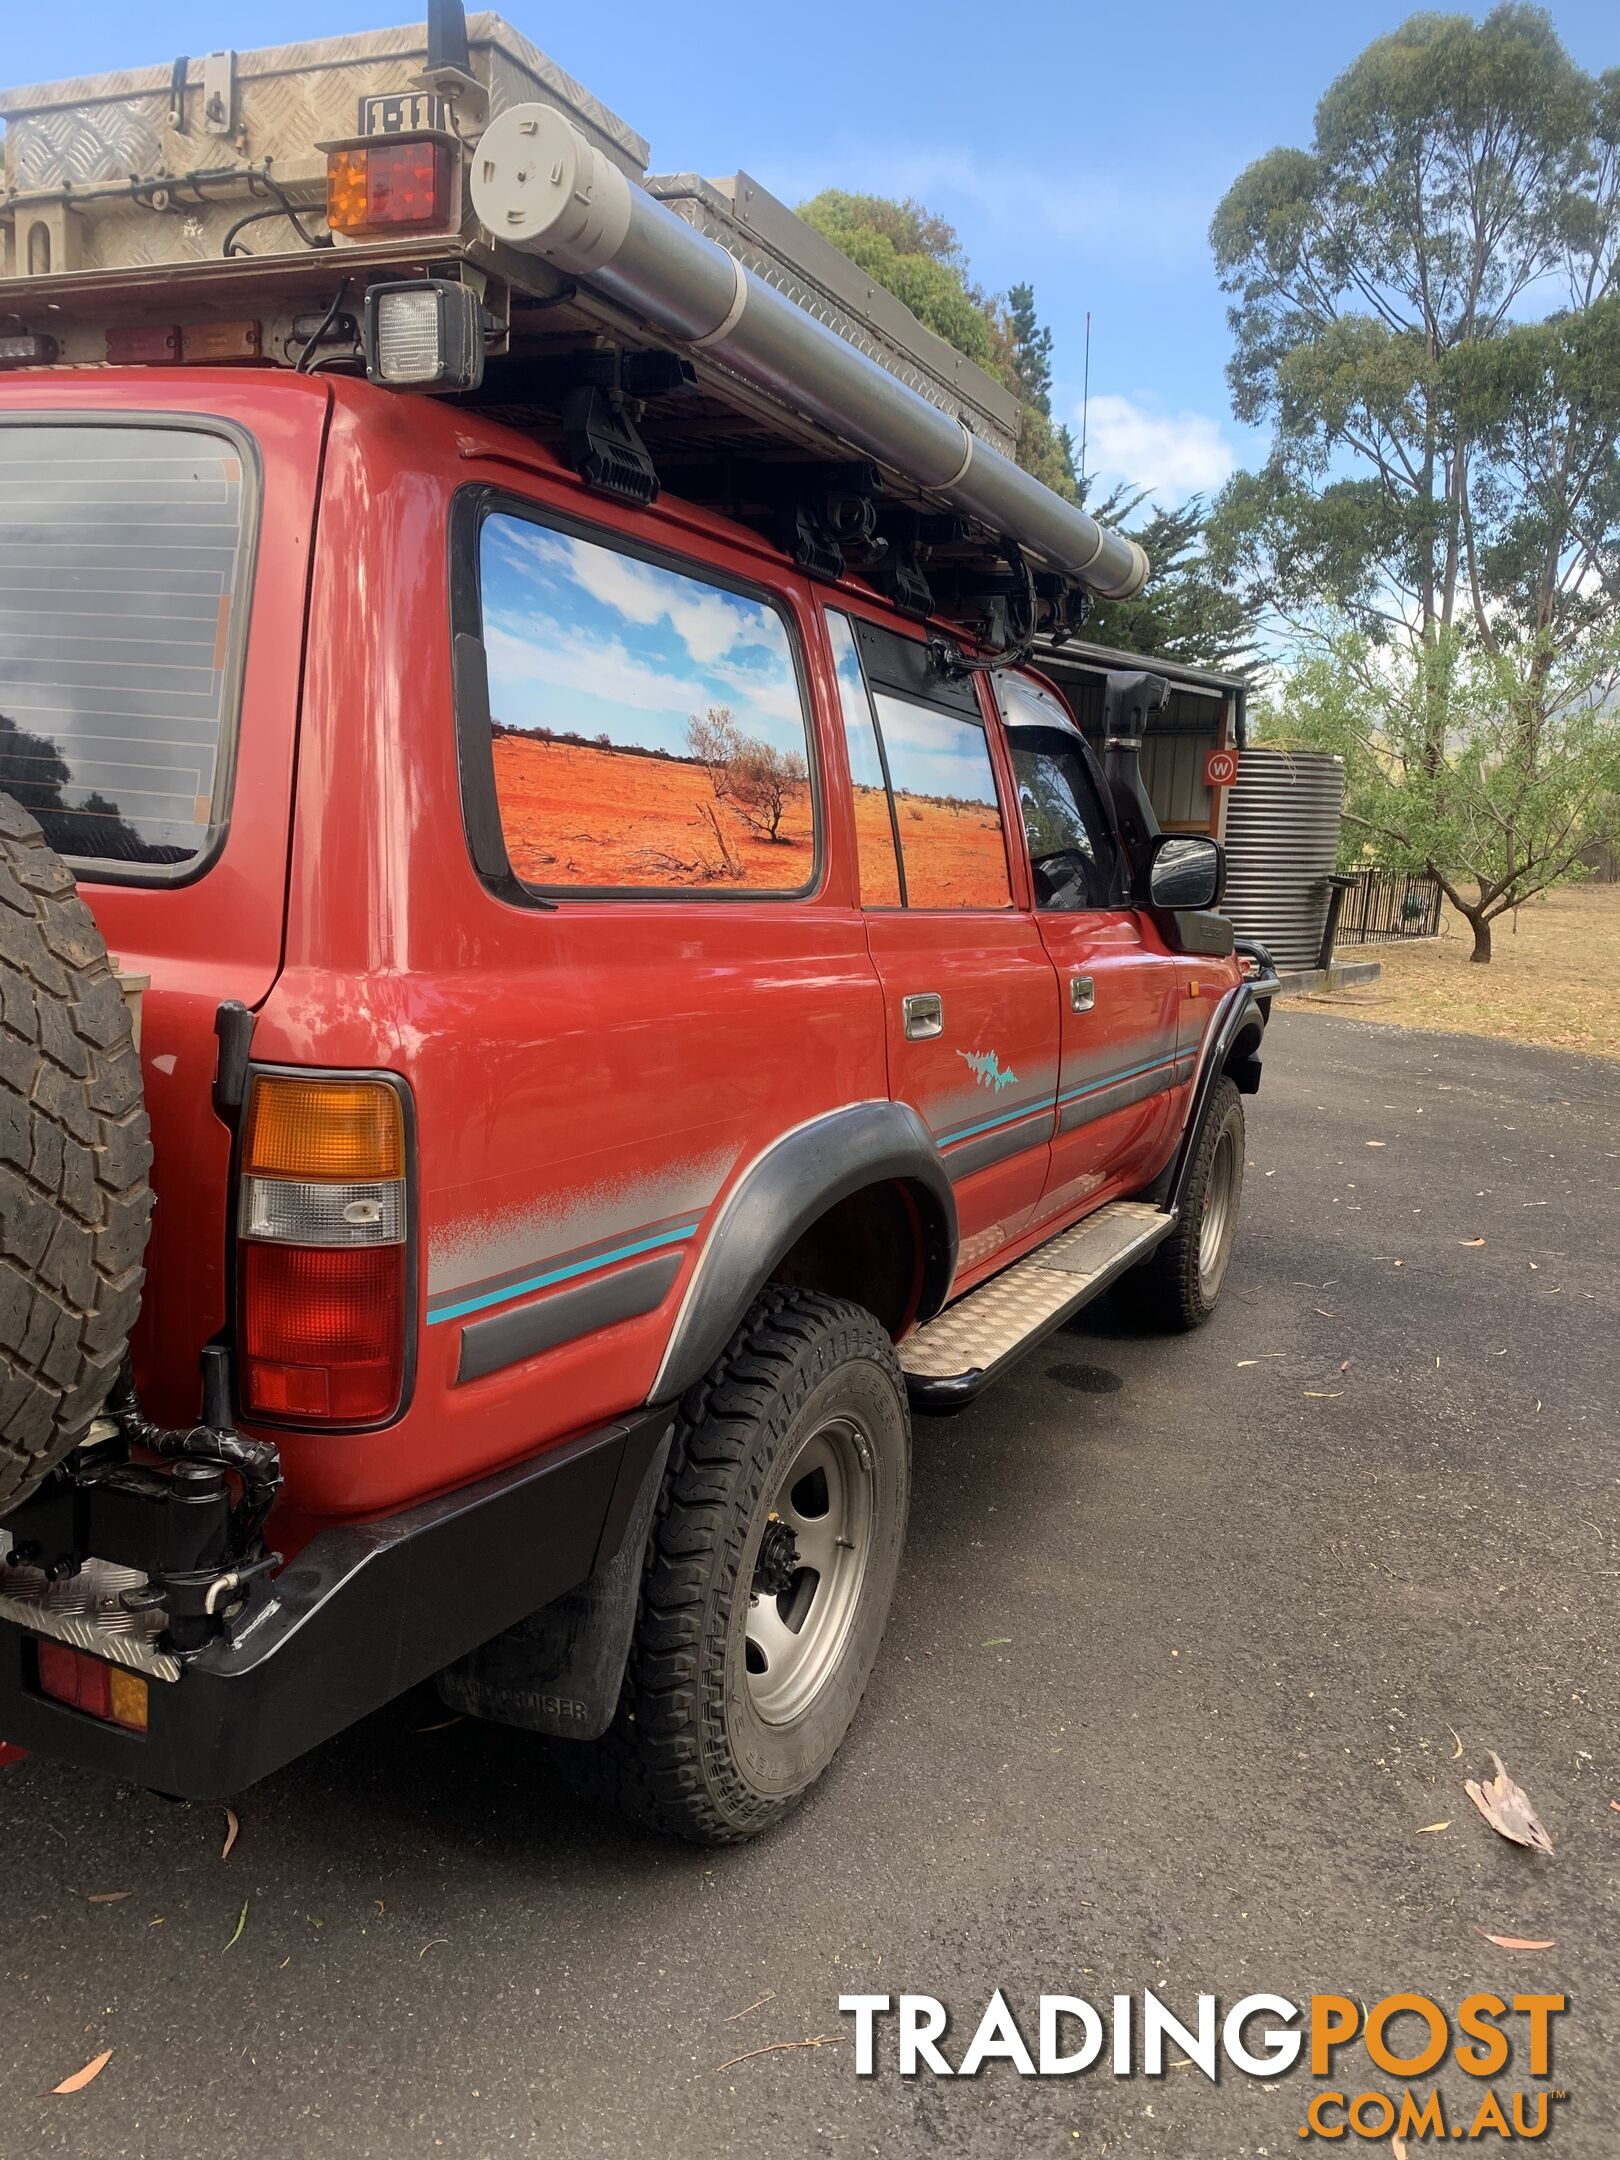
[0, 13, 1276, 1840]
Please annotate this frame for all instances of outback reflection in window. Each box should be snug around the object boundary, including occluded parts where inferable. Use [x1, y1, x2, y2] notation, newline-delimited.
[479, 514, 814, 891]
[870, 695, 1012, 909]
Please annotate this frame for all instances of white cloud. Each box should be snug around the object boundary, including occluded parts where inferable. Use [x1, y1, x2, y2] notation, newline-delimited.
[492, 520, 767, 668]
[1081, 393, 1237, 500]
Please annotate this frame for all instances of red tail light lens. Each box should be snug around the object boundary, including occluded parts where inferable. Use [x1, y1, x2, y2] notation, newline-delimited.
[35, 1642, 149, 1732]
[327, 140, 453, 238]
[241, 1243, 405, 1423]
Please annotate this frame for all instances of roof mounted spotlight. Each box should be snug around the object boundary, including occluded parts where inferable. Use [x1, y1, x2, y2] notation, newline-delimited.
[363, 278, 484, 391]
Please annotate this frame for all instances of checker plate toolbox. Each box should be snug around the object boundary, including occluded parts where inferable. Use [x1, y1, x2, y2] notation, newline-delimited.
[0, 12, 1144, 610]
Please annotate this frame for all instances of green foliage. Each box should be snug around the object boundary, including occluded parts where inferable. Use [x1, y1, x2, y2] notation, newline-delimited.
[1209, 6, 1620, 664]
[1211, 7, 1620, 947]
[1082, 487, 1261, 672]
[1263, 624, 1620, 957]
[798, 189, 1078, 500]
[799, 190, 1260, 667]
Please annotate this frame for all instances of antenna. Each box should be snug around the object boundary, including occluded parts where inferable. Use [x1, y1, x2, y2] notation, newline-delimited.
[1080, 308, 1091, 497]
[427, 0, 471, 75]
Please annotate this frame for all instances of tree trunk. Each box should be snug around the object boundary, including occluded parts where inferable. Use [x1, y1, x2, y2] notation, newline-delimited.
[1468, 913, 1492, 964]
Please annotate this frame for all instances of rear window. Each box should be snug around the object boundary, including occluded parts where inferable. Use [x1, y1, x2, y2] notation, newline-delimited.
[0, 421, 253, 877]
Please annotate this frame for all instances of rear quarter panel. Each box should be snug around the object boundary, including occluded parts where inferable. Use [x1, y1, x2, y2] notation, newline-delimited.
[253, 386, 886, 1517]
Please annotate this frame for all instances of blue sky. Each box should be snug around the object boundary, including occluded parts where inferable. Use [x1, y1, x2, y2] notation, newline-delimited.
[10, 3, 1613, 504]
[481, 516, 806, 754]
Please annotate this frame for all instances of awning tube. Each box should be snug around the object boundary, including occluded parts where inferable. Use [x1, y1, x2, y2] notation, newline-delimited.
[471, 106, 1150, 599]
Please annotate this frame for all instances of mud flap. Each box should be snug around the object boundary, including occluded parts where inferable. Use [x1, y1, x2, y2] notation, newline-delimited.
[435, 1427, 672, 1740]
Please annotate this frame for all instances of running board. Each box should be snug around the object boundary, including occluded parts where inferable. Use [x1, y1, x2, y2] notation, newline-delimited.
[900, 1201, 1174, 1413]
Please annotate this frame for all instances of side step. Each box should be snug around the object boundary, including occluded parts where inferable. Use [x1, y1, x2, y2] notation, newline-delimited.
[900, 1200, 1174, 1413]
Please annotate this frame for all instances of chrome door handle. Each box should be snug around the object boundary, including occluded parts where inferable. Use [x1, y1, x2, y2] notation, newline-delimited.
[1070, 975, 1096, 1013]
[902, 992, 944, 1040]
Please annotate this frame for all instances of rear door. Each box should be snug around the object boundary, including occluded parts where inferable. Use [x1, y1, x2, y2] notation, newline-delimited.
[825, 611, 1058, 1279]
[0, 378, 328, 1425]
[994, 673, 1185, 1227]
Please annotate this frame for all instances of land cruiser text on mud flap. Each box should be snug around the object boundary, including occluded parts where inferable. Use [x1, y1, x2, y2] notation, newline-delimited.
[0, 9, 1277, 1842]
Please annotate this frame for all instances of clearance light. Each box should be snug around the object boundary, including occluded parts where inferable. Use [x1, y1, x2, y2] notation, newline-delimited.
[326, 137, 453, 238]
[181, 319, 262, 363]
[36, 1642, 149, 1732]
[106, 325, 181, 364]
[238, 1074, 411, 1426]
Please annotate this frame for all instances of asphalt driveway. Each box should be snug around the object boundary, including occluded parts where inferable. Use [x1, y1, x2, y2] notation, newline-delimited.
[2, 1011, 1616, 2158]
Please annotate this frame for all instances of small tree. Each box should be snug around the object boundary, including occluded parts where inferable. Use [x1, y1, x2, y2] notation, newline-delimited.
[688, 706, 743, 798]
[685, 707, 807, 843]
[1269, 624, 1620, 961]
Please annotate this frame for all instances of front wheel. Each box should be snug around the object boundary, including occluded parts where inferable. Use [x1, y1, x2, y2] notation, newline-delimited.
[550, 1287, 910, 1843]
[1114, 1076, 1246, 1331]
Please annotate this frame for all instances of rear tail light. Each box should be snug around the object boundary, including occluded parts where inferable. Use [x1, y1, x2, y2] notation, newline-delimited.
[326, 137, 453, 238]
[238, 1074, 411, 1425]
[35, 1643, 149, 1732]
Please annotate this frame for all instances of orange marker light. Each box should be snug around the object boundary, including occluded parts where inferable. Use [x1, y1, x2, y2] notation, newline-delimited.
[243, 1076, 405, 1182]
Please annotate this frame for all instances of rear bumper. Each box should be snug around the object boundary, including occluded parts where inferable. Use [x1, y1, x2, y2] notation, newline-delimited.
[0, 1406, 669, 1799]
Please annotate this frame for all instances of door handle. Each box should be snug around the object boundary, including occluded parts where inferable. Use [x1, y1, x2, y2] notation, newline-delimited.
[1070, 975, 1096, 1013]
[902, 992, 944, 1040]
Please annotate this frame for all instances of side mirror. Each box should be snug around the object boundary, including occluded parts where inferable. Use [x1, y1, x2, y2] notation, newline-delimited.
[1147, 834, 1224, 911]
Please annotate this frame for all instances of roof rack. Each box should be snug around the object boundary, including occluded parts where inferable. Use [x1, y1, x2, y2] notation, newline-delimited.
[0, 10, 1148, 639]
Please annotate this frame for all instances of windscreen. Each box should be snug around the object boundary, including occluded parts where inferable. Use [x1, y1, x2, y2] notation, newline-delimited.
[0, 422, 251, 874]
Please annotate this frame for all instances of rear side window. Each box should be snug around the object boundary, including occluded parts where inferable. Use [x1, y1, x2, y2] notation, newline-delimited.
[476, 508, 816, 894]
[0, 422, 252, 876]
[825, 610, 902, 907]
[826, 611, 1013, 911]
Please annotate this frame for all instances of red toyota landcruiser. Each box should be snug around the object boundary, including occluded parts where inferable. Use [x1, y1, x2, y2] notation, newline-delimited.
[0, 15, 1274, 1842]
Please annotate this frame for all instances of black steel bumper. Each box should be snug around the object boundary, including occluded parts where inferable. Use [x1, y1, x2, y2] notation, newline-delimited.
[0, 1406, 670, 1799]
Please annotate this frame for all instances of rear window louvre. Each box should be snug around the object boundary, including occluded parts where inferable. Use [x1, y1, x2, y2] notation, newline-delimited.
[0, 420, 254, 879]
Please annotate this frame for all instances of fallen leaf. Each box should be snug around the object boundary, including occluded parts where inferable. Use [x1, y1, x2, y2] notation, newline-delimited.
[1392, 2137, 1408, 2160]
[50, 2048, 113, 2095]
[1448, 1726, 1465, 1760]
[87, 1891, 131, 1904]
[1416, 1821, 1451, 1834]
[1461, 1237, 1486, 1247]
[1465, 1752, 1554, 1856]
[1477, 1931, 1556, 1952]
[982, 1637, 1012, 1647]
[220, 1807, 239, 1862]
[224, 1898, 249, 1951]
[1610, 1800, 1620, 1815]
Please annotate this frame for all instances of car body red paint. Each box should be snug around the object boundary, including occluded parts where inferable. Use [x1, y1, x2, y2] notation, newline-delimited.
[1, 366, 1240, 1521]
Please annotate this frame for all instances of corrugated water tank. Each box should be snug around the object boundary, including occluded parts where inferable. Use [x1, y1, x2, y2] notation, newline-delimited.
[1221, 750, 1345, 970]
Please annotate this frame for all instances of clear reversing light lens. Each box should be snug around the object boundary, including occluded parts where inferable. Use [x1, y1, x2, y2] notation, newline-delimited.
[362, 280, 484, 393]
[240, 1177, 404, 1247]
[374, 289, 444, 384]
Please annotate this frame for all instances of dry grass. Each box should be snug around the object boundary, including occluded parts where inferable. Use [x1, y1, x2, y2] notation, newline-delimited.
[493, 737, 1009, 904]
[1294, 880, 1620, 1060]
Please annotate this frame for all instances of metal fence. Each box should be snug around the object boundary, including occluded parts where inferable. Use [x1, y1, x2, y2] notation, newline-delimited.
[1336, 869, 1443, 945]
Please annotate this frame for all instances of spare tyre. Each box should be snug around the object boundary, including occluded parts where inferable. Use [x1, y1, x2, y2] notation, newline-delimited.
[0, 795, 152, 1515]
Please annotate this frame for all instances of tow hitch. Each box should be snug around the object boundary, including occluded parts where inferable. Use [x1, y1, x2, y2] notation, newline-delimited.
[0, 1354, 282, 1663]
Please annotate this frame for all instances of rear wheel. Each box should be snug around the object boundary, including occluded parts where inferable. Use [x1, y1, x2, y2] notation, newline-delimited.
[550, 1287, 909, 1844]
[1114, 1076, 1245, 1331]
